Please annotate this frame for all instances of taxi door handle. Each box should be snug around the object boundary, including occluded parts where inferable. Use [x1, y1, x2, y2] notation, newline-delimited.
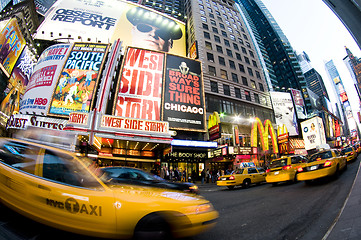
[38, 184, 51, 191]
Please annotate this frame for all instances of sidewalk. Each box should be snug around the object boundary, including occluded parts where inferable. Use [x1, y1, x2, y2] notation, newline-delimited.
[323, 159, 361, 240]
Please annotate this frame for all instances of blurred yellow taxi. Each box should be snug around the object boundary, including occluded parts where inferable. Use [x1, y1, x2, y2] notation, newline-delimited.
[0, 138, 218, 239]
[217, 166, 266, 189]
[265, 155, 308, 185]
[341, 146, 357, 162]
[296, 149, 347, 183]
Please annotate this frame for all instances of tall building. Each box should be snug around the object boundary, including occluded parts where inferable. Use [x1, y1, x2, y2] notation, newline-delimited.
[344, 46, 361, 100]
[297, 51, 329, 100]
[237, 0, 312, 113]
[322, 0, 361, 50]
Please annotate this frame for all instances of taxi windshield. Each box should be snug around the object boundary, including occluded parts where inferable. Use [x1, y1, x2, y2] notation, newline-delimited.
[341, 147, 353, 154]
[270, 159, 288, 168]
[309, 151, 332, 162]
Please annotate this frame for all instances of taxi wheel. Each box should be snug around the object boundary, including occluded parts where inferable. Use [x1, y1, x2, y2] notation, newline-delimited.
[242, 179, 251, 188]
[134, 213, 171, 240]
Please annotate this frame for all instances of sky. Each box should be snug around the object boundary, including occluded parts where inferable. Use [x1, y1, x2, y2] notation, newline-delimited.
[261, 0, 361, 117]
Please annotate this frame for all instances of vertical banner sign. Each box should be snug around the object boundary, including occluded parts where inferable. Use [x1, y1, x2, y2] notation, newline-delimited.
[48, 43, 109, 117]
[290, 88, 307, 120]
[301, 116, 326, 150]
[114, 47, 165, 121]
[0, 47, 35, 116]
[0, 18, 26, 77]
[163, 55, 205, 131]
[20, 44, 71, 115]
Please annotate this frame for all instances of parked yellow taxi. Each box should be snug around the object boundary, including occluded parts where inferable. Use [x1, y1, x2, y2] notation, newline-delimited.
[341, 146, 357, 162]
[217, 166, 266, 189]
[296, 149, 347, 183]
[0, 138, 218, 239]
[265, 155, 308, 185]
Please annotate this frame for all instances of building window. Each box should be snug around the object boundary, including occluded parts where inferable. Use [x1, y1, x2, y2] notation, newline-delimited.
[199, 4, 204, 9]
[207, 7, 213, 12]
[231, 73, 238, 83]
[255, 71, 261, 80]
[259, 83, 264, 92]
[230, 34, 235, 40]
[249, 50, 254, 58]
[229, 60, 236, 69]
[239, 63, 245, 72]
[215, 10, 220, 15]
[236, 53, 242, 61]
[243, 34, 248, 40]
[205, 41, 212, 50]
[202, 23, 209, 29]
[208, 66, 216, 76]
[227, 27, 233, 33]
[210, 19, 216, 25]
[242, 76, 248, 86]
[251, 80, 256, 89]
[254, 93, 260, 103]
[241, 46, 247, 54]
[252, 60, 258, 68]
[224, 39, 230, 47]
[238, 38, 244, 45]
[244, 56, 250, 64]
[223, 84, 230, 96]
[218, 56, 225, 65]
[212, 27, 218, 33]
[209, 13, 214, 18]
[247, 67, 254, 76]
[204, 31, 210, 39]
[219, 23, 225, 29]
[226, 49, 233, 57]
[245, 90, 251, 101]
[220, 69, 228, 79]
[200, 10, 206, 15]
[235, 87, 241, 98]
[207, 52, 214, 62]
[216, 45, 223, 53]
[221, 31, 227, 37]
[214, 35, 221, 43]
[211, 81, 218, 93]
[233, 43, 239, 51]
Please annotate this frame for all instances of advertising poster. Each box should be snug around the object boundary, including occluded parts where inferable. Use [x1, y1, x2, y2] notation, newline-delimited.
[114, 47, 165, 121]
[20, 43, 71, 115]
[301, 116, 326, 150]
[34, 0, 57, 16]
[0, 18, 26, 77]
[34, 0, 186, 56]
[0, 46, 35, 116]
[163, 54, 205, 131]
[270, 91, 298, 136]
[48, 42, 109, 117]
[290, 88, 306, 119]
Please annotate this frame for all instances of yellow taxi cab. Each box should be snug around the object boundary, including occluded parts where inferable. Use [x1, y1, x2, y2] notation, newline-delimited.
[265, 155, 308, 185]
[341, 146, 357, 162]
[0, 138, 218, 239]
[217, 166, 266, 190]
[296, 149, 347, 183]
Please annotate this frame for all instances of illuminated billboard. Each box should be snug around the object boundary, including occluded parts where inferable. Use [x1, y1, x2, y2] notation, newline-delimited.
[34, 0, 186, 56]
[20, 43, 71, 115]
[0, 46, 35, 116]
[48, 42, 109, 117]
[301, 116, 326, 150]
[163, 54, 206, 131]
[113, 47, 165, 121]
[0, 18, 26, 77]
[290, 88, 306, 120]
[270, 91, 298, 136]
[34, 0, 57, 16]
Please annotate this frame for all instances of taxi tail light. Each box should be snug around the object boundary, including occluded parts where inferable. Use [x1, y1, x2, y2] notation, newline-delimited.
[324, 160, 332, 167]
[229, 175, 235, 180]
[266, 169, 270, 173]
[316, 157, 322, 161]
[282, 165, 292, 170]
[297, 167, 303, 172]
[218, 176, 221, 180]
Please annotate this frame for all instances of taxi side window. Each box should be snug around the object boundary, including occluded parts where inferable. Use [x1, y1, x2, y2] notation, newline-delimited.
[42, 150, 82, 186]
[248, 168, 257, 174]
[0, 141, 40, 175]
[291, 156, 302, 164]
[257, 168, 265, 173]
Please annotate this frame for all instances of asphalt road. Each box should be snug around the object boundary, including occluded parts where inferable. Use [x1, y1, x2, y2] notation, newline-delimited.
[0, 156, 359, 240]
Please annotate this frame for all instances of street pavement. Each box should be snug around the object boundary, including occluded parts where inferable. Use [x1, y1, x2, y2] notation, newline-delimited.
[323, 158, 361, 240]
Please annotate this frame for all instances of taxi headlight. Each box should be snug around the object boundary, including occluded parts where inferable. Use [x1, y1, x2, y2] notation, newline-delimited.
[184, 203, 214, 215]
[189, 185, 198, 190]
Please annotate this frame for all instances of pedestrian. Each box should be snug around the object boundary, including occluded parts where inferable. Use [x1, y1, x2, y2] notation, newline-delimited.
[201, 169, 205, 184]
[206, 169, 210, 183]
[182, 169, 186, 182]
[160, 166, 165, 179]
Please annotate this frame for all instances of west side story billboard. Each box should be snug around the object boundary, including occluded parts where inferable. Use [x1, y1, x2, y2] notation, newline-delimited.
[113, 47, 206, 132]
[34, 0, 186, 56]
